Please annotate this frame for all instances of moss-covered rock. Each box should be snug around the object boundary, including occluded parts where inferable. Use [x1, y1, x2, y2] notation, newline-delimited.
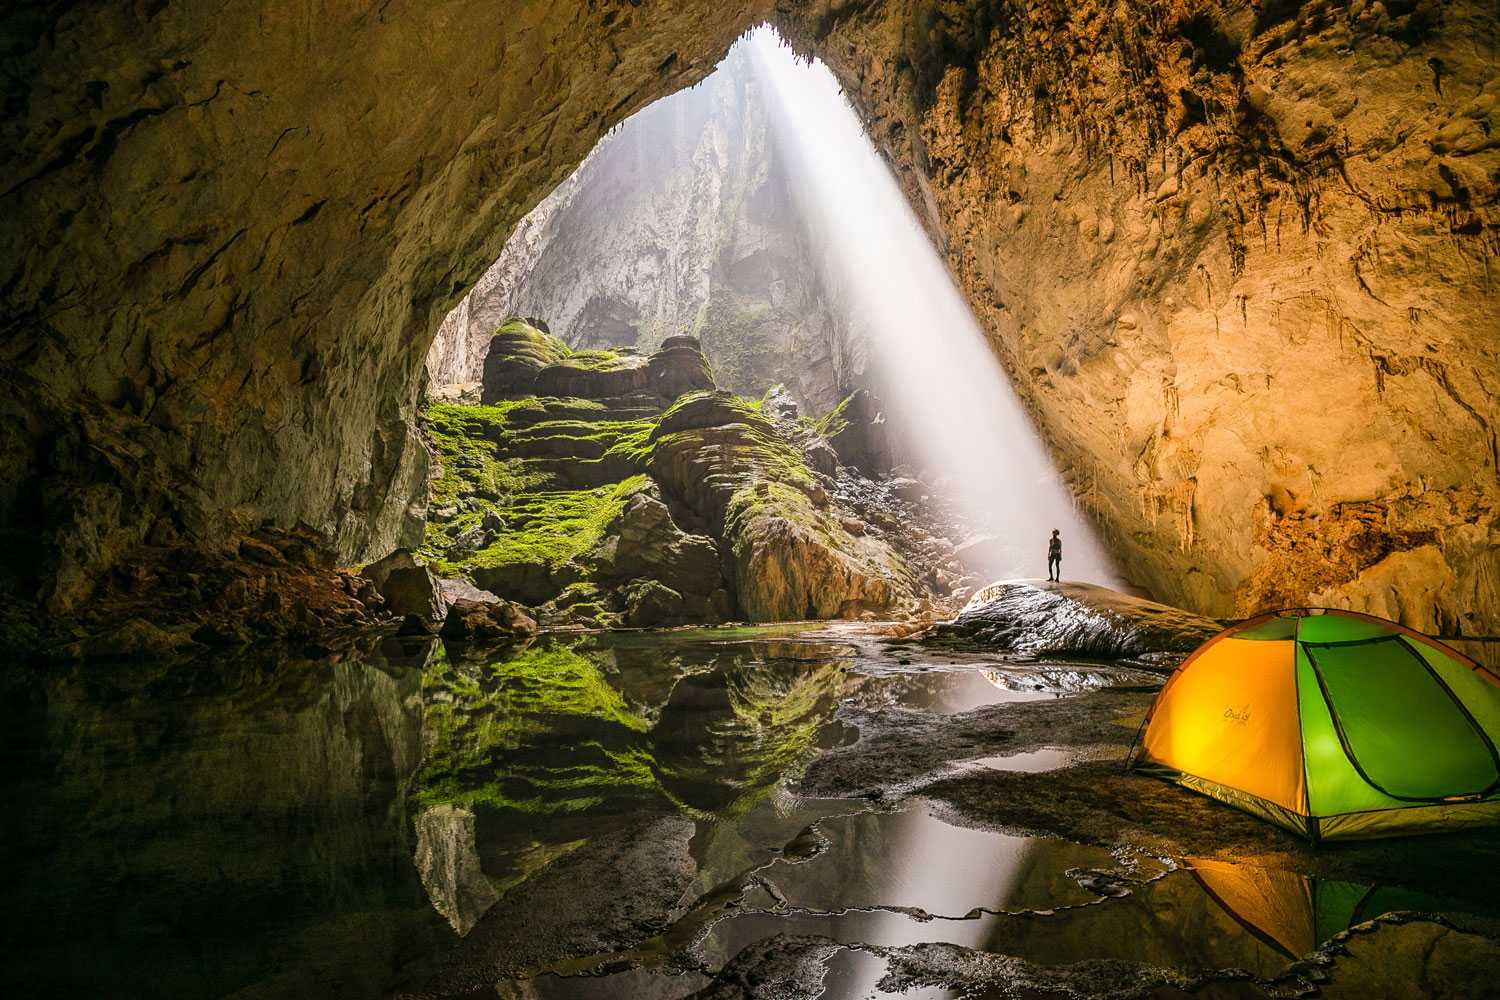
[646, 391, 915, 620]
[426, 336, 915, 623]
[480, 320, 573, 404]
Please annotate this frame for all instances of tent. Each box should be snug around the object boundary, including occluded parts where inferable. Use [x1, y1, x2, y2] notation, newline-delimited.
[1131, 608, 1500, 840]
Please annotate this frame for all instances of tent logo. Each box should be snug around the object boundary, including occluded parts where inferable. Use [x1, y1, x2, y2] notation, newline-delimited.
[1223, 704, 1251, 724]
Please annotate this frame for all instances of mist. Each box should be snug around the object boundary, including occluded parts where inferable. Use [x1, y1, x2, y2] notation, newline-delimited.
[746, 26, 1118, 587]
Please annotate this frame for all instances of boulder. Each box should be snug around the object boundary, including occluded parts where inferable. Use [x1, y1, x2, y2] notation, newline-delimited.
[472, 558, 580, 606]
[804, 440, 839, 478]
[623, 580, 685, 627]
[646, 337, 715, 402]
[480, 320, 571, 403]
[447, 524, 492, 558]
[439, 598, 538, 644]
[923, 581, 1222, 661]
[594, 487, 723, 597]
[887, 477, 925, 503]
[381, 565, 448, 622]
[438, 578, 502, 605]
[361, 548, 417, 594]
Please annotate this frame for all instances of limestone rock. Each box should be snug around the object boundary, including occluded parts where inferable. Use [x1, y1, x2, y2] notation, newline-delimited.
[439, 598, 538, 644]
[593, 487, 724, 598]
[414, 805, 501, 937]
[438, 578, 502, 606]
[381, 566, 448, 623]
[480, 321, 572, 403]
[647, 391, 915, 620]
[7, 0, 1500, 635]
[820, 389, 893, 478]
[361, 549, 418, 595]
[924, 581, 1222, 660]
[623, 580, 685, 628]
[425, 44, 853, 414]
[777, 1, 1500, 630]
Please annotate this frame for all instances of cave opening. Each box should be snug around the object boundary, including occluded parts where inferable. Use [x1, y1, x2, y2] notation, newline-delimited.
[6, 3, 1500, 996]
[416, 24, 1116, 634]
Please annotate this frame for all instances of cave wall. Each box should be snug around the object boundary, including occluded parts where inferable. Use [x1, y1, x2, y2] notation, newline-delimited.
[777, 0, 1500, 633]
[4, 0, 1497, 632]
[0, 0, 767, 612]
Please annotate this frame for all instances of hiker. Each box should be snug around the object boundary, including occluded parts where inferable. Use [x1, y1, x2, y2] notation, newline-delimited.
[1047, 529, 1061, 582]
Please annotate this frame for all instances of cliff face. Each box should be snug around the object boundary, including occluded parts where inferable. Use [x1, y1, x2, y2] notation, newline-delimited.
[424, 44, 854, 413]
[4, 1, 1498, 632]
[778, 0, 1500, 633]
[0, 1, 768, 613]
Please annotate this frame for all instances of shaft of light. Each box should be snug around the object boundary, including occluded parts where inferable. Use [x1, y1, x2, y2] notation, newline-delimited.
[747, 27, 1119, 586]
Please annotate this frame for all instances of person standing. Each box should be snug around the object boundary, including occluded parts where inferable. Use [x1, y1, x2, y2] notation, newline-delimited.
[1047, 529, 1062, 582]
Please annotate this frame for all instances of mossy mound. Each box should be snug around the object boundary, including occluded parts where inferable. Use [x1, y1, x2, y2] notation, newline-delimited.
[425, 340, 916, 623]
[480, 320, 573, 403]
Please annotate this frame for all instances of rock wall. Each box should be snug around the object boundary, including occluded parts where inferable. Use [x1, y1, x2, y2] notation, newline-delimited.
[0, 0, 768, 614]
[5, 1, 1498, 633]
[777, 0, 1500, 634]
[424, 42, 856, 413]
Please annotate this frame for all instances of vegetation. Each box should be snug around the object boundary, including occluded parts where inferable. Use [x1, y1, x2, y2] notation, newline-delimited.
[460, 476, 650, 577]
[813, 391, 855, 440]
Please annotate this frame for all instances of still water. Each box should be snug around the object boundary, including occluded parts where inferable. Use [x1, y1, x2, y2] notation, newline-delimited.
[2, 627, 1495, 998]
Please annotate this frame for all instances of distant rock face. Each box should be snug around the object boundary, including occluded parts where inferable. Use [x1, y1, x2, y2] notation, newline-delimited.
[924, 581, 1222, 660]
[424, 43, 858, 415]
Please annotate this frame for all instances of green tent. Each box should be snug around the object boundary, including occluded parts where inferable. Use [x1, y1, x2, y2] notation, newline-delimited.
[1135, 609, 1500, 840]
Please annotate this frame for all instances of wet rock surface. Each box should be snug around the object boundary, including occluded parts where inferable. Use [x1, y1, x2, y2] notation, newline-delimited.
[923, 580, 1224, 661]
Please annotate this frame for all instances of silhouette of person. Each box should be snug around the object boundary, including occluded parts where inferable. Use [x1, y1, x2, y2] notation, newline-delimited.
[1047, 529, 1062, 582]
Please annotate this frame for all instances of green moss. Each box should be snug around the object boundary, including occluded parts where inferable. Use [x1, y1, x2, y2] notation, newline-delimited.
[460, 475, 651, 576]
[556, 348, 627, 372]
[698, 294, 774, 396]
[491, 319, 571, 365]
[813, 392, 855, 439]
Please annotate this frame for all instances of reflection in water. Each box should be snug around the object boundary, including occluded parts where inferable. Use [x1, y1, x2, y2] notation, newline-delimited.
[410, 634, 854, 935]
[0, 637, 451, 999]
[697, 804, 1496, 998]
[8, 628, 1494, 999]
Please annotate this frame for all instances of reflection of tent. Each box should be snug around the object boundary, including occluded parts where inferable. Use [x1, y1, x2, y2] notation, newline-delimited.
[1133, 609, 1500, 840]
[1188, 859, 1438, 959]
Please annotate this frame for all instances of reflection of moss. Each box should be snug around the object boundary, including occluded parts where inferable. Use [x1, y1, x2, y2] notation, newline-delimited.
[415, 643, 651, 812]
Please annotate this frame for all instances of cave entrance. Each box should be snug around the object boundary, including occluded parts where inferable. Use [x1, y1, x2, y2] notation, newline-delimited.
[415, 25, 1115, 629]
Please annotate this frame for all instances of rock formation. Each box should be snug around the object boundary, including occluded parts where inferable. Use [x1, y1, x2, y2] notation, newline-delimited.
[4, 1, 1497, 636]
[423, 323, 922, 623]
[424, 42, 857, 414]
[923, 580, 1222, 660]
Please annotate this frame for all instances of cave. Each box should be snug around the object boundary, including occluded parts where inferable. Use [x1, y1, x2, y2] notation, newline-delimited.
[4, 2, 1500, 997]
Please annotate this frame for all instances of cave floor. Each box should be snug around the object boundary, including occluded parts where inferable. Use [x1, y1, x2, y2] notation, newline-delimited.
[6, 626, 1500, 999]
